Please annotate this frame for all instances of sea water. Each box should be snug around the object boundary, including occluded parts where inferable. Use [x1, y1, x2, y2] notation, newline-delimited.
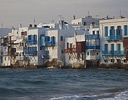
[0, 68, 128, 100]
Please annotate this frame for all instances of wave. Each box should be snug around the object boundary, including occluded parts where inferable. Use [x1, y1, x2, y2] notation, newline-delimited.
[50, 90, 128, 100]
[99, 90, 128, 100]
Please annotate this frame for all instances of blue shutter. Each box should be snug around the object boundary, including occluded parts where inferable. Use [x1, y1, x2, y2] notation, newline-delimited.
[28, 35, 31, 40]
[111, 44, 114, 54]
[35, 35, 37, 41]
[105, 44, 108, 54]
[105, 27, 108, 36]
[113, 29, 115, 36]
[110, 29, 112, 36]
[116, 29, 119, 36]
[51, 36, 55, 45]
[124, 25, 127, 36]
[61, 36, 63, 41]
[48, 36, 50, 41]
[118, 44, 121, 53]
[32, 35, 34, 41]
[93, 31, 95, 35]
[120, 29, 122, 36]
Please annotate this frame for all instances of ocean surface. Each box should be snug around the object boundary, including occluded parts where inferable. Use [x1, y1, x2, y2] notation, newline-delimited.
[0, 68, 128, 100]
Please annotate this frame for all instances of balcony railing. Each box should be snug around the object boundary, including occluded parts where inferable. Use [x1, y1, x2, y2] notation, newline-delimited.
[25, 51, 37, 56]
[106, 35, 122, 41]
[26, 40, 37, 45]
[16, 47, 27, 52]
[41, 41, 55, 46]
[64, 48, 76, 53]
[43, 54, 50, 59]
[3, 51, 8, 55]
[16, 56, 27, 60]
[86, 34, 99, 39]
[102, 50, 126, 56]
[86, 46, 100, 50]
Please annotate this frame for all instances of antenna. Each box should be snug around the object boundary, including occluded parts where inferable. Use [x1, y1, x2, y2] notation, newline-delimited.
[120, 9, 121, 16]
[88, 11, 90, 16]
[1, 22, 3, 28]
[59, 15, 64, 20]
[51, 20, 54, 23]
[34, 17, 35, 25]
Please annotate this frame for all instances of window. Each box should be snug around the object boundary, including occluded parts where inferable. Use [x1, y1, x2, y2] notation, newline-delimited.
[117, 59, 121, 63]
[124, 59, 127, 63]
[111, 44, 114, 54]
[111, 59, 114, 62]
[97, 31, 99, 35]
[124, 25, 127, 36]
[117, 26, 122, 36]
[105, 27, 108, 36]
[83, 22, 86, 26]
[46, 36, 50, 42]
[60, 36, 63, 41]
[40, 47, 42, 50]
[105, 44, 108, 53]
[117, 44, 121, 53]
[78, 22, 81, 24]
[67, 43, 69, 49]
[104, 60, 108, 62]
[70, 43, 72, 48]
[87, 52, 89, 55]
[61, 50, 64, 54]
[33, 35, 37, 41]
[28, 35, 31, 40]
[51, 36, 55, 45]
[92, 22, 95, 25]
[93, 31, 95, 35]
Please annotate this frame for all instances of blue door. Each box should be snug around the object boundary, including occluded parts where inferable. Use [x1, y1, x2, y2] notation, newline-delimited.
[105, 44, 108, 54]
[110, 28, 115, 39]
[111, 44, 114, 55]
[124, 25, 127, 36]
[118, 44, 121, 54]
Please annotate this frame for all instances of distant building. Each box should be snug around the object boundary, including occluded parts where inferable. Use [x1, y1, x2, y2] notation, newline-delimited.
[0, 28, 12, 66]
[71, 16, 101, 30]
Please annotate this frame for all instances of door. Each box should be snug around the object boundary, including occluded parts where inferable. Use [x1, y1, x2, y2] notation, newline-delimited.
[111, 44, 114, 55]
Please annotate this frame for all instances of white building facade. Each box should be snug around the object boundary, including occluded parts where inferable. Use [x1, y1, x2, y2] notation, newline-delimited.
[100, 18, 128, 64]
[64, 33, 86, 68]
[86, 27, 100, 61]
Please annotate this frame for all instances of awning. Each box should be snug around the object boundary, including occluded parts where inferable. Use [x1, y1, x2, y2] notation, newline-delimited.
[14, 39, 23, 44]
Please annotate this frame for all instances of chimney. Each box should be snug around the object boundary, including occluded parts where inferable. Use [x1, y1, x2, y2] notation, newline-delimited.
[34, 24, 37, 27]
[73, 15, 76, 20]
[29, 24, 32, 27]
[19, 24, 22, 28]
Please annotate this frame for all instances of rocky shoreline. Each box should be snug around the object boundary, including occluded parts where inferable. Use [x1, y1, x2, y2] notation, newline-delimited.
[0, 63, 128, 70]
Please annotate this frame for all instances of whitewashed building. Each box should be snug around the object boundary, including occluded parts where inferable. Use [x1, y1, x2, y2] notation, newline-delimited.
[100, 17, 128, 64]
[86, 26, 100, 61]
[40, 20, 86, 67]
[0, 28, 12, 66]
[64, 33, 86, 68]
[71, 16, 101, 30]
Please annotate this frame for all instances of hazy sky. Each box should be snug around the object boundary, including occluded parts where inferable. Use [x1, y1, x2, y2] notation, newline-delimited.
[0, 0, 128, 28]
